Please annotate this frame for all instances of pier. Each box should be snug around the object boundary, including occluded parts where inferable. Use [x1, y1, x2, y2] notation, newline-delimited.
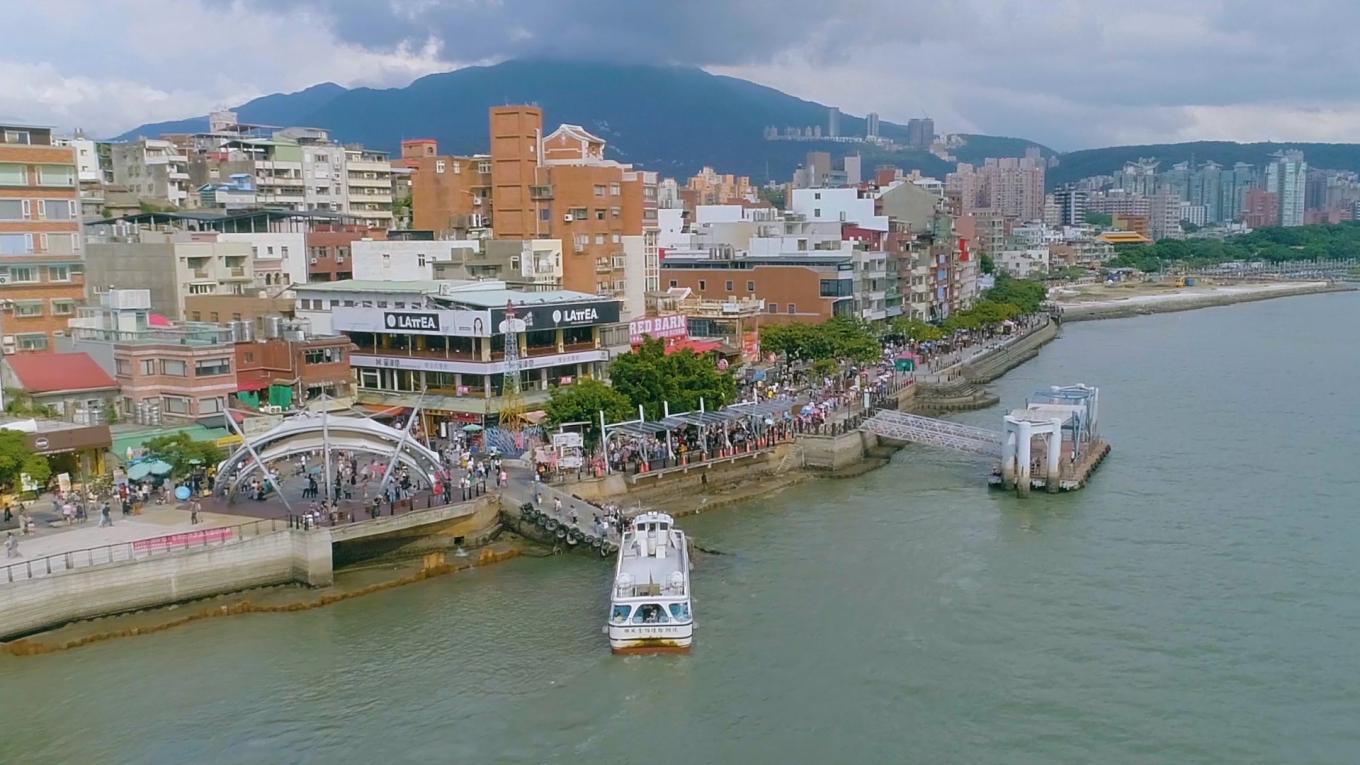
[858, 383, 1109, 496]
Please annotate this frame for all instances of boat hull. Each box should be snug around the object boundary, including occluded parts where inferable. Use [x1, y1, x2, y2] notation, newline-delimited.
[608, 624, 693, 653]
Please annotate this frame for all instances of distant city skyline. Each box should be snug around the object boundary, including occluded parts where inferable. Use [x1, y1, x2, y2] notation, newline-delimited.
[5, 1, 1360, 149]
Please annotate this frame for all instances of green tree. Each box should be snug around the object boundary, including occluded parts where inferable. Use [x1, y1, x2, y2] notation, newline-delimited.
[982, 274, 1048, 313]
[144, 433, 226, 479]
[891, 317, 946, 342]
[759, 316, 879, 363]
[1084, 211, 1113, 227]
[0, 429, 49, 492]
[544, 379, 635, 445]
[610, 338, 736, 420]
[979, 252, 995, 275]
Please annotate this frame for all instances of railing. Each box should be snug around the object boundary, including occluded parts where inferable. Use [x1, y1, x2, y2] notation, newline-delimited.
[1, 518, 282, 584]
[285, 483, 489, 529]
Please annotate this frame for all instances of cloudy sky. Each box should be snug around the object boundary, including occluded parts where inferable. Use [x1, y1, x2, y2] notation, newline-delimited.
[5, 0, 1358, 150]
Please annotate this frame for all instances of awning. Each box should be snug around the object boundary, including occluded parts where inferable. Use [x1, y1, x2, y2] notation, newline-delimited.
[665, 339, 723, 355]
[359, 404, 410, 418]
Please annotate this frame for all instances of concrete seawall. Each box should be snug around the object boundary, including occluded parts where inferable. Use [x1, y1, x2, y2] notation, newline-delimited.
[1057, 282, 1354, 322]
[0, 529, 333, 641]
[960, 321, 1060, 384]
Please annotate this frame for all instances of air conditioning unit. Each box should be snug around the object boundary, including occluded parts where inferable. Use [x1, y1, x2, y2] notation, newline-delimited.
[563, 214, 574, 222]
[309, 257, 318, 265]
[473, 197, 485, 206]
[261, 405, 283, 414]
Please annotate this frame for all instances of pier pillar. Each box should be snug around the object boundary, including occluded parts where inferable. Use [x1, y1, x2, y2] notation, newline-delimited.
[1001, 430, 1017, 489]
[1016, 420, 1032, 497]
[1046, 417, 1063, 493]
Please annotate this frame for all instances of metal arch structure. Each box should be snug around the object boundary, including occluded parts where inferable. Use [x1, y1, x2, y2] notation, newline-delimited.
[216, 413, 444, 498]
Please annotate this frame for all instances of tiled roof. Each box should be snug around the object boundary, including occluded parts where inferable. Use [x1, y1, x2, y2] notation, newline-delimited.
[4, 352, 117, 394]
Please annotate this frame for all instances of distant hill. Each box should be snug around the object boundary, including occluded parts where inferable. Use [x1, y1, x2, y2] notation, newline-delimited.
[1049, 141, 1360, 188]
[112, 60, 1051, 182]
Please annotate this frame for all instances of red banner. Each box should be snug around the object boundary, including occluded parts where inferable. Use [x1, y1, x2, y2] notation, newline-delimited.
[133, 527, 234, 553]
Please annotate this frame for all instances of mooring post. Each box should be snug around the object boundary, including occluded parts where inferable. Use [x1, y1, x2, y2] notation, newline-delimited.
[1016, 419, 1032, 497]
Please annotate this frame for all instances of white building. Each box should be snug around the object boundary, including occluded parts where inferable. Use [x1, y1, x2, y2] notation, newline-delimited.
[350, 238, 482, 281]
[218, 232, 307, 288]
[997, 248, 1050, 279]
[789, 188, 888, 231]
[1178, 202, 1208, 228]
[344, 147, 395, 227]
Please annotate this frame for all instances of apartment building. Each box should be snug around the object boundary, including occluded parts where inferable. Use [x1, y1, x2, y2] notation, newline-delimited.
[946, 156, 1045, 221]
[0, 122, 86, 353]
[685, 167, 756, 206]
[306, 223, 387, 281]
[344, 147, 396, 227]
[84, 226, 256, 319]
[110, 138, 191, 208]
[406, 141, 493, 237]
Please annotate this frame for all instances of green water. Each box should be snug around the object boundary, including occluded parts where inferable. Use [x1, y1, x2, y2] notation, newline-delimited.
[4, 292, 1359, 764]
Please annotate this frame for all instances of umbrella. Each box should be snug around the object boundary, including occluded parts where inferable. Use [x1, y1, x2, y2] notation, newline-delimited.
[147, 459, 173, 476]
[126, 462, 153, 481]
[462, 424, 484, 433]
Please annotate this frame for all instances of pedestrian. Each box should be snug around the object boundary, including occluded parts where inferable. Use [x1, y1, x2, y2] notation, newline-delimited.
[5, 531, 17, 559]
[498, 469, 508, 488]
[553, 496, 562, 515]
[99, 503, 113, 527]
[190, 500, 201, 525]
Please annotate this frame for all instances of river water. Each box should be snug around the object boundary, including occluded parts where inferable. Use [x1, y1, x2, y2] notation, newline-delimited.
[4, 292, 1359, 764]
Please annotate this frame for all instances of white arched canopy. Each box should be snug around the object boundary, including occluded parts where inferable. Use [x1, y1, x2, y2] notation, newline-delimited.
[217, 413, 443, 497]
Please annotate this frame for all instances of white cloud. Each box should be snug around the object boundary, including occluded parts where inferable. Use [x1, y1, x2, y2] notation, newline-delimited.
[6, 0, 1360, 147]
[0, 0, 455, 136]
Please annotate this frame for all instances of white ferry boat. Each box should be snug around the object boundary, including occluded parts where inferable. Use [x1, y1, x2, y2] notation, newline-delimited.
[606, 511, 694, 653]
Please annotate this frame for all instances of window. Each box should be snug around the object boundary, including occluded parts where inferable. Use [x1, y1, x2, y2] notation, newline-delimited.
[814, 192, 821, 200]
[477, 161, 491, 175]
[0, 233, 30, 255]
[573, 234, 588, 250]
[0, 163, 26, 185]
[160, 359, 187, 376]
[13, 301, 42, 317]
[44, 233, 76, 255]
[7, 266, 37, 283]
[724, 280, 734, 291]
[594, 209, 605, 220]
[2, 130, 30, 144]
[594, 234, 605, 245]
[435, 160, 446, 174]
[41, 200, 73, 220]
[747, 280, 756, 292]
[16, 334, 47, 351]
[787, 303, 796, 314]
[698, 280, 706, 291]
[162, 396, 189, 415]
[188, 283, 213, 295]
[115, 359, 131, 375]
[37, 165, 74, 187]
[50, 299, 75, 316]
[48, 265, 71, 282]
[305, 347, 341, 364]
[539, 207, 550, 221]
[140, 360, 155, 375]
[768, 303, 778, 314]
[569, 207, 587, 219]
[359, 368, 380, 389]
[609, 183, 621, 196]
[814, 208, 821, 217]
[0, 199, 25, 220]
[417, 254, 426, 267]
[611, 206, 621, 218]
[195, 358, 231, 376]
[198, 397, 224, 414]
[593, 184, 606, 197]
[611, 233, 620, 244]
[280, 245, 289, 260]
[669, 279, 678, 288]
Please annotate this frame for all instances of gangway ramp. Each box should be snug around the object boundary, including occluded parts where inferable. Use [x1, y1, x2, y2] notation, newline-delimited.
[860, 410, 1004, 457]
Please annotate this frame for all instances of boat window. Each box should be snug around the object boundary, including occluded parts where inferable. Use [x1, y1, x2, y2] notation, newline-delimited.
[632, 603, 670, 624]
[611, 604, 631, 623]
[669, 603, 691, 620]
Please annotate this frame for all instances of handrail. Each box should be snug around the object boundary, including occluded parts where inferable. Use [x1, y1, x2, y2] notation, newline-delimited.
[1, 518, 281, 584]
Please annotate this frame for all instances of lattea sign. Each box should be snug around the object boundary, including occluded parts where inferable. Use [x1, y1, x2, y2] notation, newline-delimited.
[384, 312, 441, 332]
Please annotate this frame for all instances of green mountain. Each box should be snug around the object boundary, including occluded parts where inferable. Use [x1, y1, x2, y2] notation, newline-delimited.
[113, 59, 1049, 182]
[1050, 141, 1360, 188]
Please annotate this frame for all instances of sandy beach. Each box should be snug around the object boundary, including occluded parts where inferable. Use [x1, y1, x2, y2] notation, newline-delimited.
[1051, 280, 1354, 321]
